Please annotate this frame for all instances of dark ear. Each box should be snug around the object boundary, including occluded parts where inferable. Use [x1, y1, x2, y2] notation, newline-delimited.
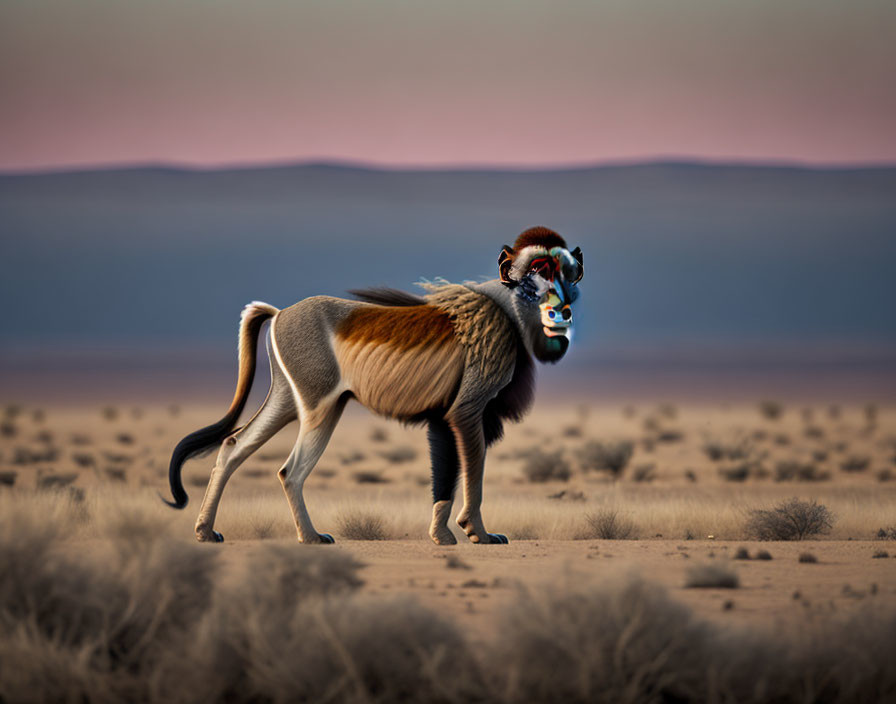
[498, 244, 516, 285]
[570, 246, 584, 283]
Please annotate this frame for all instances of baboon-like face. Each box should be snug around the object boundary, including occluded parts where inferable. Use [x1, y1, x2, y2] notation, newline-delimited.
[499, 236, 584, 364]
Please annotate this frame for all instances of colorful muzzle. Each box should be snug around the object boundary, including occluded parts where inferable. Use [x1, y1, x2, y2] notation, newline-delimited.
[540, 285, 573, 338]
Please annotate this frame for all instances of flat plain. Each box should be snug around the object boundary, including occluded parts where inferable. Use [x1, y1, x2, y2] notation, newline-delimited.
[2, 397, 895, 636]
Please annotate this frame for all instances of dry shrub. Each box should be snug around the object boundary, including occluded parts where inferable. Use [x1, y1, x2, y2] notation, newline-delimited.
[702, 437, 754, 462]
[718, 463, 753, 482]
[496, 578, 713, 703]
[211, 596, 476, 704]
[521, 448, 572, 483]
[758, 400, 784, 420]
[798, 552, 818, 563]
[877, 526, 896, 540]
[72, 452, 95, 468]
[2, 507, 896, 704]
[104, 467, 127, 482]
[377, 446, 417, 463]
[0, 472, 16, 488]
[445, 554, 471, 570]
[337, 509, 389, 540]
[578, 440, 633, 478]
[0, 510, 217, 703]
[840, 455, 871, 473]
[685, 562, 740, 589]
[13, 446, 59, 465]
[745, 498, 834, 541]
[508, 524, 538, 540]
[547, 489, 586, 502]
[579, 509, 636, 540]
[755, 549, 773, 560]
[37, 473, 79, 490]
[252, 519, 276, 540]
[631, 463, 656, 482]
[369, 426, 388, 443]
[733, 546, 751, 560]
[775, 461, 830, 482]
[352, 470, 390, 484]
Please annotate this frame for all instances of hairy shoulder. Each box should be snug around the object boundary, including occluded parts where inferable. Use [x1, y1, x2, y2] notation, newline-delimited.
[423, 283, 518, 380]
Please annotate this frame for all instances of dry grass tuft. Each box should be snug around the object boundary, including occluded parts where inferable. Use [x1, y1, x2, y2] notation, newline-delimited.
[798, 552, 818, 563]
[369, 426, 389, 443]
[377, 445, 418, 463]
[578, 509, 636, 540]
[755, 549, 773, 560]
[2, 503, 896, 704]
[632, 463, 656, 482]
[745, 498, 834, 541]
[36, 473, 79, 490]
[445, 554, 472, 570]
[775, 461, 830, 482]
[336, 509, 390, 540]
[733, 546, 751, 560]
[577, 440, 633, 478]
[702, 436, 754, 462]
[758, 400, 784, 420]
[352, 470, 390, 484]
[521, 448, 572, 483]
[841, 455, 871, 473]
[685, 562, 740, 589]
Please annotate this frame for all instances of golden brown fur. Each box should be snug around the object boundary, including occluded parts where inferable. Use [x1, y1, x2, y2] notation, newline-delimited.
[423, 284, 518, 383]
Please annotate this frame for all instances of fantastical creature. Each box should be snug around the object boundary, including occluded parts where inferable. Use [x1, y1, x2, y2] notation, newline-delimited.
[165, 226, 583, 545]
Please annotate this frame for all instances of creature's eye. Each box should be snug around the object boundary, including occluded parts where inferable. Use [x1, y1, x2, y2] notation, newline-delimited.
[528, 257, 555, 280]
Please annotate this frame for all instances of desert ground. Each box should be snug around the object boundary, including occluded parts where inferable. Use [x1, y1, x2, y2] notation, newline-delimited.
[2, 396, 895, 701]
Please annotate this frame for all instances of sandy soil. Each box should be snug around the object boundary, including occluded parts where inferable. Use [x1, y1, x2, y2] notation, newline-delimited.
[216, 537, 896, 639]
[2, 398, 895, 640]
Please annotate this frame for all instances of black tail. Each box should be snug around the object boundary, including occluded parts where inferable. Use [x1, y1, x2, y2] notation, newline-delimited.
[163, 302, 279, 509]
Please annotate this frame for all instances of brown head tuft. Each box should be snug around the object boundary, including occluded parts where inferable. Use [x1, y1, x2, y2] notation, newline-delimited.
[514, 226, 567, 251]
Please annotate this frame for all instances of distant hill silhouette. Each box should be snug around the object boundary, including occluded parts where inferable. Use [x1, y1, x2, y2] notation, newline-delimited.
[2, 161, 895, 375]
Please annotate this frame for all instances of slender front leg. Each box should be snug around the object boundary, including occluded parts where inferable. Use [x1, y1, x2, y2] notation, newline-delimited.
[427, 418, 459, 545]
[450, 413, 508, 545]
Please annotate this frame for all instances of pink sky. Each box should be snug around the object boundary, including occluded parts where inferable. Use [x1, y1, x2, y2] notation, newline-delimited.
[2, 1, 895, 171]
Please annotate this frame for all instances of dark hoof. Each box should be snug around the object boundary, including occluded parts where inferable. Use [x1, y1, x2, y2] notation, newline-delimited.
[212, 530, 224, 543]
[488, 533, 509, 544]
[318, 533, 335, 544]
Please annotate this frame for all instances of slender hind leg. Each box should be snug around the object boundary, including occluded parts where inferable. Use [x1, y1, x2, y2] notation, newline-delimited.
[278, 392, 348, 543]
[195, 368, 296, 542]
[428, 418, 459, 545]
